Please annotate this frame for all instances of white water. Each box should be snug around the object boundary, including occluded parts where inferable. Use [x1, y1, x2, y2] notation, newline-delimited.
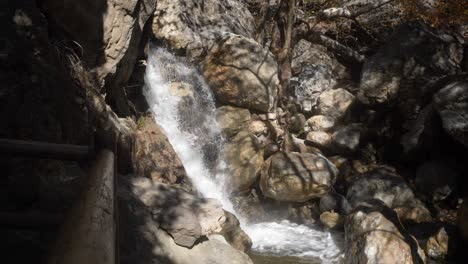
[144, 48, 343, 263]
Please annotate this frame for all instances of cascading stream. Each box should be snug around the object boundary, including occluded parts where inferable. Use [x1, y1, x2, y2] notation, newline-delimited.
[144, 47, 343, 263]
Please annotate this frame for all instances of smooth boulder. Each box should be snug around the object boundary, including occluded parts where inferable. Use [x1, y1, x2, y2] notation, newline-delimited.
[260, 152, 337, 202]
[203, 34, 279, 112]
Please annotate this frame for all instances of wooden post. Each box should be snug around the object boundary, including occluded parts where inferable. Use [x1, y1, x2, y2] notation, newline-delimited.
[0, 138, 94, 160]
[48, 149, 116, 264]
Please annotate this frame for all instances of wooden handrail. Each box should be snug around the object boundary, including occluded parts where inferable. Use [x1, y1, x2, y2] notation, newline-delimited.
[0, 138, 94, 160]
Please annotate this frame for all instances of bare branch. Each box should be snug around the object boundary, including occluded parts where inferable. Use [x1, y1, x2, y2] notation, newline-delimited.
[318, 0, 395, 20]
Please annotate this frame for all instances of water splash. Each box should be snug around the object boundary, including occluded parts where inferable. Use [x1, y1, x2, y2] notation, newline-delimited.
[144, 47, 343, 263]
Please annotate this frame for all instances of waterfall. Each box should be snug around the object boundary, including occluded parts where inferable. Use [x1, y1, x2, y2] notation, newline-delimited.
[144, 48, 343, 263]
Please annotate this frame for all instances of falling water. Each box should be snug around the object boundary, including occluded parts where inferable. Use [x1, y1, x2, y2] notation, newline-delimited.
[144, 48, 343, 263]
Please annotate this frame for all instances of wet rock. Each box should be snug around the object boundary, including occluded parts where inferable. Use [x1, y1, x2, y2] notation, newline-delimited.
[347, 167, 432, 223]
[203, 34, 279, 112]
[216, 106, 251, 138]
[152, 0, 255, 61]
[260, 152, 337, 202]
[220, 210, 253, 252]
[332, 124, 362, 153]
[231, 189, 267, 224]
[345, 199, 426, 264]
[358, 23, 463, 106]
[317, 88, 355, 120]
[433, 79, 468, 148]
[306, 115, 336, 132]
[320, 211, 343, 229]
[224, 130, 264, 193]
[133, 117, 187, 184]
[306, 131, 332, 148]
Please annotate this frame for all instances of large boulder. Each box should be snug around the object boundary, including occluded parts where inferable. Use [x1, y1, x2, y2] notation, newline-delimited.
[358, 24, 463, 106]
[216, 106, 251, 138]
[224, 130, 264, 193]
[347, 167, 431, 223]
[119, 176, 253, 264]
[133, 178, 226, 247]
[345, 200, 426, 264]
[433, 79, 468, 148]
[133, 116, 187, 184]
[203, 34, 279, 112]
[152, 0, 255, 61]
[260, 152, 337, 202]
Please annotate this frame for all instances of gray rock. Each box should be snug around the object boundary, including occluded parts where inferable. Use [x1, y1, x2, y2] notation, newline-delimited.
[119, 176, 253, 264]
[332, 124, 362, 152]
[347, 167, 432, 223]
[433, 79, 468, 148]
[260, 152, 337, 202]
[345, 199, 426, 264]
[317, 88, 355, 120]
[132, 178, 226, 248]
[203, 34, 279, 112]
[152, 0, 255, 62]
[294, 64, 335, 113]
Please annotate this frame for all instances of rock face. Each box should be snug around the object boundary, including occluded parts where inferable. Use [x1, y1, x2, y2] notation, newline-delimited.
[347, 167, 431, 223]
[260, 152, 337, 202]
[41, 0, 157, 115]
[152, 0, 255, 61]
[345, 200, 426, 264]
[317, 88, 355, 120]
[292, 40, 348, 113]
[433, 80, 468, 148]
[133, 116, 187, 184]
[119, 176, 253, 264]
[358, 23, 463, 106]
[203, 34, 279, 112]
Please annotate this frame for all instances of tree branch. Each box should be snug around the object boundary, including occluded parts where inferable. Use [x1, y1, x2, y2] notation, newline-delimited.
[318, 0, 395, 20]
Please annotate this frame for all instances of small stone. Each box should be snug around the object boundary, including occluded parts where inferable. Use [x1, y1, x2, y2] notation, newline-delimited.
[307, 115, 336, 131]
[249, 120, 267, 135]
[426, 227, 449, 259]
[317, 88, 355, 120]
[332, 124, 362, 152]
[306, 131, 332, 148]
[320, 211, 342, 229]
